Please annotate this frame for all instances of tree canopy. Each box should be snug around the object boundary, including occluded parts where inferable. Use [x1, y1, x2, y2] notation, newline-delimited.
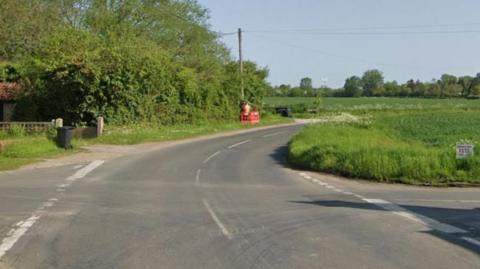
[0, 0, 270, 125]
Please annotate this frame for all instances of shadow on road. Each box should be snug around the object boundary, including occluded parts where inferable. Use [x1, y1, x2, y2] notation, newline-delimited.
[269, 145, 290, 167]
[289, 199, 480, 255]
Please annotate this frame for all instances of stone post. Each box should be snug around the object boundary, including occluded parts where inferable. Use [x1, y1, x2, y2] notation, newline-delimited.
[96, 116, 104, 137]
[55, 118, 63, 128]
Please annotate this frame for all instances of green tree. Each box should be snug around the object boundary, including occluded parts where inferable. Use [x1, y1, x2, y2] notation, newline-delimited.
[3, 0, 270, 125]
[0, 0, 61, 60]
[439, 74, 457, 97]
[458, 76, 480, 97]
[300, 77, 313, 90]
[343, 76, 363, 97]
[361, 70, 384, 96]
[384, 81, 400, 97]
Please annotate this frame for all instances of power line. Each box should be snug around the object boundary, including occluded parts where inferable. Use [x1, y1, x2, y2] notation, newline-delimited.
[245, 29, 480, 36]
[244, 21, 480, 33]
[248, 33, 437, 70]
[216, 31, 237, 36]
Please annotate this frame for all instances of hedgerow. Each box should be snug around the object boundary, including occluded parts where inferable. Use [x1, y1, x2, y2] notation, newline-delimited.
[1, 1, 270, 126]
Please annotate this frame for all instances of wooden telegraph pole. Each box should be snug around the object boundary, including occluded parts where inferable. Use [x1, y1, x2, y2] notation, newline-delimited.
[238, 28, 244, 100]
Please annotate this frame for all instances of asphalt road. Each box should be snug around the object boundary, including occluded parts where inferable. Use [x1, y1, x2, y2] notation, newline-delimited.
[0, 125, 479, 269]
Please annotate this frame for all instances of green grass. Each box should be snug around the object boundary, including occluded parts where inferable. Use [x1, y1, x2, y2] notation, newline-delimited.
[95, 114, 292, 145]
[265, 97, 480, 113]
[0, 115, 293, 171]
[0, 136, 81, 170]
[288, 111, 480, 185]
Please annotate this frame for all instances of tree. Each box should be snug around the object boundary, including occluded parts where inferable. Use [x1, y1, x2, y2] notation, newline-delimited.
[361, 70, 384, 96]
[2, 0, 270, 125]
[300, 77, 313, 90]
[439, 74, 457, 97]
[384, 81, 400, 97]
[458, 76, 480, 97]
[343, 76, 363, 97]
[0, 0, 61, 60]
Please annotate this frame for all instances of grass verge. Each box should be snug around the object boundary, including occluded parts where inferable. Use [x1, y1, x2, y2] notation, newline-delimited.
[0, 115, 293, 171]
[288, 111, 480, 186]
[94, 114, 292, 145]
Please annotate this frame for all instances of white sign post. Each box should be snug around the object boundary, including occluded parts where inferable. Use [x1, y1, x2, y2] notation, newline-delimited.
[456, 144, 474, 159]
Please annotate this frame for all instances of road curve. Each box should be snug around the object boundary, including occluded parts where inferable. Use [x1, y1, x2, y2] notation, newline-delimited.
[0, 125, 479, 269]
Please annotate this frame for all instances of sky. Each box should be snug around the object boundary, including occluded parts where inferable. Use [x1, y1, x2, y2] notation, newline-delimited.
[197, 0, 480, 88]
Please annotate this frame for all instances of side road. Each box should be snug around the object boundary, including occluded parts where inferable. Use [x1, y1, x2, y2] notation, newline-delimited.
[13, 122, 303, 172]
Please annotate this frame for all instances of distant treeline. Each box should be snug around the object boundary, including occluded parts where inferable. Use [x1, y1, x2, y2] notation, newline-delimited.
[269, 70, 480, 98]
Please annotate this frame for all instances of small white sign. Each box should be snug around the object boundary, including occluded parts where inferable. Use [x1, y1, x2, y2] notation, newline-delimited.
[456, 144, 474, 159]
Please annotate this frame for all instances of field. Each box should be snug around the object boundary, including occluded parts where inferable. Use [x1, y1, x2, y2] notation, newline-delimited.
[285, 97, 480, 185]
[265, 97, 480, 113]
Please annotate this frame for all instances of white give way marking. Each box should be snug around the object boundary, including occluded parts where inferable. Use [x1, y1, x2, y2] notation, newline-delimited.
[298, 172, 480, 248]
[0, 160, 105, 260]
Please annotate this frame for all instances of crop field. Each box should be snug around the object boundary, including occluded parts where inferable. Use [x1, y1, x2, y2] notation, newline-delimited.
[288, 110, 480, 185]
[265, 97, 480, 112]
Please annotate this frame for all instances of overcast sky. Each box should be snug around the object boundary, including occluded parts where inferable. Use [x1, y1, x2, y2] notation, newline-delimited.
[198, 0, 480, 88]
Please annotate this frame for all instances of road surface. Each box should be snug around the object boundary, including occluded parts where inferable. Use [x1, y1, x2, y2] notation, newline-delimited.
[0, 125, 479, 268]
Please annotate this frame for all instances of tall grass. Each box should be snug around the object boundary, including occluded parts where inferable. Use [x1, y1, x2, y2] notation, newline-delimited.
[288, 112, 480, 185]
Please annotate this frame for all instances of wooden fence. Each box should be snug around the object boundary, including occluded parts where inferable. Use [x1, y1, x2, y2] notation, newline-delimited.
[0, 121, 54, 133]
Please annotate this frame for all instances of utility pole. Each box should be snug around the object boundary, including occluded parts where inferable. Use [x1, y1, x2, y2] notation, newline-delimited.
[238, 28, 244, 100]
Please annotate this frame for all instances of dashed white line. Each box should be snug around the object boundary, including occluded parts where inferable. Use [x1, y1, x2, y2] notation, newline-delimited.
[203, 150, 222, 164]
[0, 160, 105, 260]
[195, 169, 201, 185]
[66, 160, 105, 182]
[202, 199, 233, 240]
[263, 131, 286, 138]
[461, 237, 480, 248]
[0, 198, 59, 260]
[0, 213, 41, 259]
[227, 139, 251, 149]
[298, 172, 468, 235]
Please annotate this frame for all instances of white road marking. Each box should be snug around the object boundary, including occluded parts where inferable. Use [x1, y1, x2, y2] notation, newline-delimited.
[202, 199, 233, 240]
[66, 160, 105, 182]
[298, 172, 468, 235]
[73, 164, 83, 170]
[195, 169, 201, 185]
[263, 131, 286, 138]
[461, 237, 480, 247]
[227, 139, 251, 149]
[392, 199, 480, 204]
[0, 213, 42, 259]
[203, 150, 222, 164]
[0, 160, 104, 260]
[362, 198, 467, 234]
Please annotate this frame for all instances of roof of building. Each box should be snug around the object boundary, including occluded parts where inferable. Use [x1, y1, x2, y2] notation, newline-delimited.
[0, 82, 21, 101]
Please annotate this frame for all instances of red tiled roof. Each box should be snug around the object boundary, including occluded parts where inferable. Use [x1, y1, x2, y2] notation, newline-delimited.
[0, 82, 20, 101]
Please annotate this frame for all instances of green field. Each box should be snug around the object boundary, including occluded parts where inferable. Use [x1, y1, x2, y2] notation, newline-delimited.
[288, 110, 480, 185]
[265, 97, 480, 113]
